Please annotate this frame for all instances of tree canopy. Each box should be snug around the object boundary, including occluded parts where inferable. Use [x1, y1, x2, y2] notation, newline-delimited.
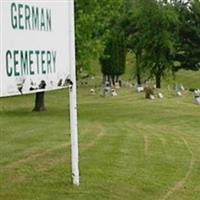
[75, 0, 124, 73]
[174, 0, 200, 71]
[100, 31, 126, 84]
[75, 0, 200, 87]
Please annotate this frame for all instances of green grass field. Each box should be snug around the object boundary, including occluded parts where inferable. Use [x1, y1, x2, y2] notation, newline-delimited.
[1, 71, 200, 200]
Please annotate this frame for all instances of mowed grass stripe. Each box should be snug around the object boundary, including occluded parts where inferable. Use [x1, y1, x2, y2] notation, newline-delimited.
[2, 121, 105, 170]
[123, 122, 193, 200]
[0, 121, 107, 199]
[79, 122, 144, 200]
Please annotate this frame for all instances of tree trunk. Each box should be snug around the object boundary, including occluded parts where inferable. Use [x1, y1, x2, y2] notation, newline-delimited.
[111, 75, 115, 86]
[102, 74, 106, 85]
[136, 52, 141, 85]
[107, 75, 111, 85]
[155, 73, 161, 89]
[136, 73, 141, 85]
[116, 75, 119, 82]
[33, 92, 45, 112]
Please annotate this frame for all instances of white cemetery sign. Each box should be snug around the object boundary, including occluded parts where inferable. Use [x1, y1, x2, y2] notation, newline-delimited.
[0, 0, 79, 185]
[0, 0, 73, 96]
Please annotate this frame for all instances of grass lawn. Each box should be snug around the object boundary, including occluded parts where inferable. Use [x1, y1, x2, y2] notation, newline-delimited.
[1, 74, 200, 200]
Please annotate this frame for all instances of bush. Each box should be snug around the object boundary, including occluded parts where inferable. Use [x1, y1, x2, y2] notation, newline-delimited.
[144, 86, 154, 99]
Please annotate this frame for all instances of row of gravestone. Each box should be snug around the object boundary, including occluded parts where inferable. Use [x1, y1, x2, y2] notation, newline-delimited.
[88, 80, 200, 105]
[90, 88, 118, 97]
[136, 84, 200, 105]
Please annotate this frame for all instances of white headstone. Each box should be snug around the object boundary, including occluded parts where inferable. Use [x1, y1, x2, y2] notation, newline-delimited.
[90, 88, 95, 95]
[150, 94, 155, 100]
[177, 91, 182, 96]
[137, 86, 144, 92]
[158, 92, 164, 99]
[195, 97, 200, 105]
[111, 89, 117, 96]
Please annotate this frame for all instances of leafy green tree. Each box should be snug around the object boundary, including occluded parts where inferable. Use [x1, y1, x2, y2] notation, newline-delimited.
[75, 0, 124, 74]
[124, 0, 178, 88]
[122, 0, 144, 85]
[173, 0, 200, 71]
[100, 31, 126, 85]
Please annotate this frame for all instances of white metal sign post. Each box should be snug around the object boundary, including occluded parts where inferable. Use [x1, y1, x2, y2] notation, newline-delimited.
[68, 1, 80, 186]
[0, 0, 79, 185]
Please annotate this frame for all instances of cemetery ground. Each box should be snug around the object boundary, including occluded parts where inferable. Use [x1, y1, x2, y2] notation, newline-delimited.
[1, 70, 200, 200]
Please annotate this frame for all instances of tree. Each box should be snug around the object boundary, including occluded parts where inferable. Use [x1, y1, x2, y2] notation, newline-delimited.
[124, 0, 178, 88]
[122, 0, 144, 85]
[75, 0, 124, 74]
[100, 31, 126, 85]
[173, 0, 200, 71]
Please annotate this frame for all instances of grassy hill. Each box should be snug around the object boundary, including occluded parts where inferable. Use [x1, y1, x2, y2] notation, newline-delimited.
[1, 68, 200, 200]
[175, 70, 200, 89]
